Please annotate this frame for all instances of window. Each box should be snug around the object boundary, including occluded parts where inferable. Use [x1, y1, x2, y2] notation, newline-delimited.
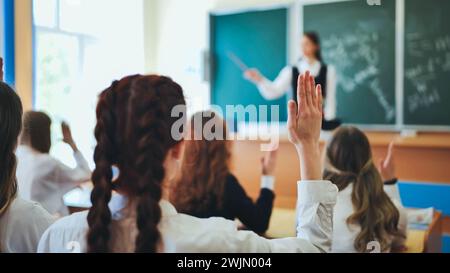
[33, 0, 144, 167]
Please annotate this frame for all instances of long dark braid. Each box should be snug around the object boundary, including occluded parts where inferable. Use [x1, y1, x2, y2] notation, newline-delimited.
[87, 75, 185, 253]
[87, 81, 119, 253]
[127, 76, 184, 253]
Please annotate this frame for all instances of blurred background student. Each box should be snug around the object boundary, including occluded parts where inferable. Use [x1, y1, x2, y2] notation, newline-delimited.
[16, 112, 91, 217]
[171, 111, 277, 234]
[0, 74, 54, 253]
[324, 127, 407, 253]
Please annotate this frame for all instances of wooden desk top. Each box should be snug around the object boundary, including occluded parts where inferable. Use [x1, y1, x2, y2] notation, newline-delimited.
[266, 208, 443, 253]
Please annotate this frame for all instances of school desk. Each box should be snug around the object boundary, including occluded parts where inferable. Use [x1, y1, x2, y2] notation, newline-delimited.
[232, 132, 450, 208]
[266, 208, 443, 253]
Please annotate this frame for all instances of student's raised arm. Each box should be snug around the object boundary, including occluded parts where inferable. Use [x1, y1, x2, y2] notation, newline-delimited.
[244, 67, 291, 100]
[287, 71, 323, 181]
[54, 122, 91, 187]
[288, 71, 338, 252]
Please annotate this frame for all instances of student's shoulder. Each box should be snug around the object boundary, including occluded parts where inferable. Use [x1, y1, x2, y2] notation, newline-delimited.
[10, 198, 52, 219]
[47, 210, 89, 233]
[224, 173, 248, 196]
[5, 199, 55, 238]
[39, 211, 89, 252]
[225, 173, 243, 187]
[166, 211, 238, 234]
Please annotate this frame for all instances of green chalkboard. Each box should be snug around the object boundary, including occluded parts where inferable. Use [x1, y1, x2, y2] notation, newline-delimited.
[304, 0, 396, 125]
[404, 0, 450, 126]
[210, 8, 288, 124]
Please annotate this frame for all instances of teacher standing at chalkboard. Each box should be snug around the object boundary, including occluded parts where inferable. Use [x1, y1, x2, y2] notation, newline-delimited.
[244, 32, 339, 128]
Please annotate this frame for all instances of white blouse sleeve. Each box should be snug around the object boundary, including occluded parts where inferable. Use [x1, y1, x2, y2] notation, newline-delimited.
[202, 181, 338, 253]
[54, 151, 91, 187]
[324, 66, 337, 120]
[257, 66, 293, 100]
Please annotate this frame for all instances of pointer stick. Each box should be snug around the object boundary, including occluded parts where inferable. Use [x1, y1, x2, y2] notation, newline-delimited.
[226, 51, 249, 72]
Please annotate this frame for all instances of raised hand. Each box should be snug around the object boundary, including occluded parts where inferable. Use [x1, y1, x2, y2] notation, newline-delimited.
[287, 71, 323, 181]
[261, 149, 278, 176]
[244, 68, 263, 83]
[61, 122, 78, 152]
[379, 141, 396, 182]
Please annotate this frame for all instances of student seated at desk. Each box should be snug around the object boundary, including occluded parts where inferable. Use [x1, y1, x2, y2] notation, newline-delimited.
[16, 112, 91, 216]
[38, 72, 338, 253]
[0, 81, 54, 253]
[324, 127, 407, 253]
[171, 111, 277, 234]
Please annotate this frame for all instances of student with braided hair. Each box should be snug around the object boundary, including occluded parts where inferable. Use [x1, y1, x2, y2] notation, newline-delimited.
[38, 72, 338, 253]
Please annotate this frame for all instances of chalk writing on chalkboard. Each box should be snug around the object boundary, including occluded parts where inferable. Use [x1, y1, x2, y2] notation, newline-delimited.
[322, 31, 395, 122]
[405, 33, 450, 113]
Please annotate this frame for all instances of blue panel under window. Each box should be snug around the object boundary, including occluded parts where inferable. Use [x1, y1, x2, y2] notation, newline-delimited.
[399, 182, 450, 216]
[443, 235, 450, 253]
[3, 0, 15, 85]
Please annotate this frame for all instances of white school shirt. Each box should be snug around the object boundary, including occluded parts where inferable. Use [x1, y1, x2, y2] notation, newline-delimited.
[16, 145, 92, 216]
[38, 180, 338, 253]
[331, 184, 408, 253]
[0, 198, 55, 253]
[257, 59, 337, 120]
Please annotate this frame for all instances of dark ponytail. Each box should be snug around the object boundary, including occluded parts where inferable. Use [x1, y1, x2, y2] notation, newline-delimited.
[87, 75, 185, 253]
[304, 32, 324, 63]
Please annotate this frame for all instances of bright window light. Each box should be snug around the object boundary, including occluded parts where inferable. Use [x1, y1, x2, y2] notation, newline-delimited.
[33, 0, 144, 167]
[33, 0, 58, 28]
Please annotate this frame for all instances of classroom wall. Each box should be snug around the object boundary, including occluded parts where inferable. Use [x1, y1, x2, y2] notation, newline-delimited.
[143, 0, 158, 73]
[148, 0, 293, 74]
[14, 0, 33, 110]
[145, 0, 294, 114]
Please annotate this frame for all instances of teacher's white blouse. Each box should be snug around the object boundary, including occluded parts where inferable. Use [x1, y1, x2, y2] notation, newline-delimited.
[0, 198, 55, 253]
[257, 59, 337, 121]
[38, 181, 338, 253]
[16, 145, 91, 216]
